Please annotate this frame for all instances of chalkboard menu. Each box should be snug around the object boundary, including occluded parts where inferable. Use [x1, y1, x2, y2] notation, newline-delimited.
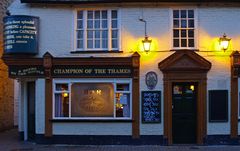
[142, 91, 161, 123]
[209, 90, 228, 122]
[3, 15, 39, 54]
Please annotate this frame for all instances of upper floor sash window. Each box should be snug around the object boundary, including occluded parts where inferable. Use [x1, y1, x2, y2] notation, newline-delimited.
[76, 10, 119, 51]
[173, 9, 195, 49]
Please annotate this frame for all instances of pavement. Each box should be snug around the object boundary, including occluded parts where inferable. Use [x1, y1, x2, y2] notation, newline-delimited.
[1, 129, 240, 151]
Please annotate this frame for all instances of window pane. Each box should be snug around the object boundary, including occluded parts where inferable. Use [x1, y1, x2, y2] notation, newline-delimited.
[71, 83, 114, 117]
[102, 30, 108, 38]
[87, 40, 93, 48]
[94, 20, 100, 28]
[77, 20, 83, 29]
[95, 31, 100, 38]
[117, 84, 129, 91]
[94, 11, 100, 19]
[173, 20, 179, 28]
[181, 30, 186, 37]
[87, 11, 93, 19]
[181, 39, 187, 47]
[173, 30, 179, 38]
[87, 30, 93, 38]
[102, 10, 107, 19]
[188, 39, 194, 47]
[95, 40, 100, 48]
[173, 10, 179, 18]
[102, 20, 108, 28]
[112, 30, 118, 38]
[181, 20, 187, 28]
[188, 10, 194, 18]
[116, 93, 130, 117]
[55, 93, 69, 117]
[77, 40, 83, 49]
[87, 20, 93, 29]
[181, 10, 187, 18]
[77, 11, 83, 19]
[188, 30, 194, 38]
[112, 10, 118, 19]
[112, 40, 118, 49]
[77, 30, 83, 39]
[56, 84, 68, 91]
[173, 39, 179, 47]
[112, 20, 118, 28]
[188, 19, 194, 28]
[102, 39, 108, 48]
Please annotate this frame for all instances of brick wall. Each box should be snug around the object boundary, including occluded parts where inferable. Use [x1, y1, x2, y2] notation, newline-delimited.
[0, 0, 14, 132]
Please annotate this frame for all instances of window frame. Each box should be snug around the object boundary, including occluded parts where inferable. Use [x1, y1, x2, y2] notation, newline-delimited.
[52, 78, 132, 120]
[74, 9, 121, 52]
[170, 8, 198, 50]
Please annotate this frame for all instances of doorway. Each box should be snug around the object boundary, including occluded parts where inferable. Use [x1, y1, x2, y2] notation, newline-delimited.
[172, 83, 197, 144]
[27, 82, 35, 140]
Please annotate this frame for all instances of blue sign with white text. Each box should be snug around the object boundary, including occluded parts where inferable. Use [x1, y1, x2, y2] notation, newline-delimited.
[3, 15, 39, 54]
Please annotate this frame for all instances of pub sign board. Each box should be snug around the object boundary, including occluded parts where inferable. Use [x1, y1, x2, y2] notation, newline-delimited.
[3, 15, 39, 54]
[9, 66, 45, 78]
[52, 65, 133, 77]
[142, 91, 161, 123]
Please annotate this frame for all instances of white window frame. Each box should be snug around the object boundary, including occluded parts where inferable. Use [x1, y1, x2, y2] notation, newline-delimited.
[74, 9, 120, 51]
[52, 78, 132, 120]
[170, 8, 198, 50]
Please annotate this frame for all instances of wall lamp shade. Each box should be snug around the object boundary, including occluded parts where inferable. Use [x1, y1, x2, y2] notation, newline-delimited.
[219, 33, 231, 51]
[142, 36, 152, 53]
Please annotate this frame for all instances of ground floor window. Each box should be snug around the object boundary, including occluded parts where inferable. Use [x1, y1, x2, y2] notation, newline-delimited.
[53, 79, 132, 119]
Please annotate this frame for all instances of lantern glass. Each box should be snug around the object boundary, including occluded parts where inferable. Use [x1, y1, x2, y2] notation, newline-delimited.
[219, 33, 231, 51]
[142, 37, 152, 52]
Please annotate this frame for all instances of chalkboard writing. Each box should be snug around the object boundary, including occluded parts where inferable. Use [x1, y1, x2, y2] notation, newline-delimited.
[142, 91, 161, 123]
[3, 15, 39, 54]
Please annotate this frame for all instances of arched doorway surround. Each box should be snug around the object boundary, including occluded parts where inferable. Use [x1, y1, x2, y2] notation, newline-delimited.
[158, 50, 211, 144]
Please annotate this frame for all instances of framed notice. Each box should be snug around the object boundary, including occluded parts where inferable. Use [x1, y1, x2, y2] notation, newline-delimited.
[142, 91, 161, 123]
[209, 90, 228, 122]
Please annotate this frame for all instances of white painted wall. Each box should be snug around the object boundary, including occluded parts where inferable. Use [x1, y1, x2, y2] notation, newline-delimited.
[14, 80, 19, 126]
[53, 123, 131, 135]
[9, 1, 240, 136]
[35, 79, 45, 134]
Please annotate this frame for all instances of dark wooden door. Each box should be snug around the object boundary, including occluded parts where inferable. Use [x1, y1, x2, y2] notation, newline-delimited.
[27, 82, 35, 140]
[172, 82, 197, 144]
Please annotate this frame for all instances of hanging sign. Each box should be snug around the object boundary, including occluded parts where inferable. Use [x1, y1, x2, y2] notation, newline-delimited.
[142, 91, 161, 123]
[3, 15, 39, 54]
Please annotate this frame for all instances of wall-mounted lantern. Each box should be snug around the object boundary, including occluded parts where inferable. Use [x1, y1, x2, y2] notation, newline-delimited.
[139, 18, 152, 53]
[219, 33, 231, 51]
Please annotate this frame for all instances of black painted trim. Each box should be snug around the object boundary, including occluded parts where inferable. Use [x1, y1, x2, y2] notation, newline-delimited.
[19, 131, 24, 140]
[205, 135, 240, 145]
[21, 0, 240, 4]
[51, 119, 133, 122]
[70, 50, 123, 54]
[35, 134, 165, 145]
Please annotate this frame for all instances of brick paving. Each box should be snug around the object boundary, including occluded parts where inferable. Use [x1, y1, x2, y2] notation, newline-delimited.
[1, 129, 240, 151]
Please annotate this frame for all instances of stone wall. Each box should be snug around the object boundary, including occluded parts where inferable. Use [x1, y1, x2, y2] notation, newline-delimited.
[0, 0, 14, 131]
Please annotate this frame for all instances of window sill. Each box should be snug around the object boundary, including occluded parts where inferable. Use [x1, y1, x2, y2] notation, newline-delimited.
[51, 119, 133, 123]
[170, 49, 199, 51]
[70, 50, 123, 54]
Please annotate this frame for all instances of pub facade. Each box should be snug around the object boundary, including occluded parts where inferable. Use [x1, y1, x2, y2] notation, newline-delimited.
[3, 0, 240, 145]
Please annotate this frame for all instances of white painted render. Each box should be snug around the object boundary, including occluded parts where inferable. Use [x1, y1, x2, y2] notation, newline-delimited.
[53, 123, 131, 135]
[9, 0, 240, 135]
[35, 79, 45, 134]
